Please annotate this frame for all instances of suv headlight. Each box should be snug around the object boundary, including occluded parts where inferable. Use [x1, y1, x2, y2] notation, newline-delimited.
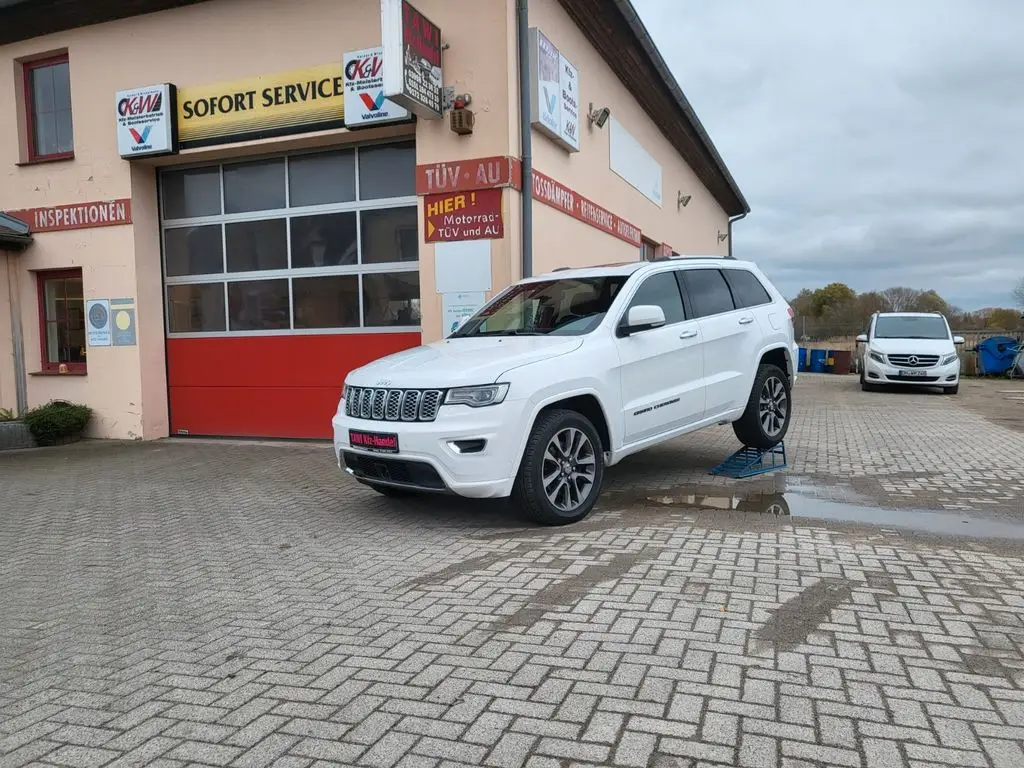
[941, 353, 958, 366]
[869, 350, 886, 364]
[444, 384, 510, 407]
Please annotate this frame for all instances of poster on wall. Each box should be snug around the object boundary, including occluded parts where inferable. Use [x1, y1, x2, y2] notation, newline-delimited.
[381, 0, 444, 118]
[442, 292, 486, 337]
[528, 28, 580, 153]
[110, 298, 137, 347]
[115, 84, 178, 158]
[86, 299, 111, 347]
[343, 47, 411, 128]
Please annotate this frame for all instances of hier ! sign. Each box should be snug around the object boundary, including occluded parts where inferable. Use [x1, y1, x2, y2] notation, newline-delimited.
[424, 189, 503, 242]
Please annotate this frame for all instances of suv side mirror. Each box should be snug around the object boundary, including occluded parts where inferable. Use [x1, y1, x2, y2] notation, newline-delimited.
[620, 305, 666, 336]
[953, 335, 965, 345]
[855, 334, 868, 343]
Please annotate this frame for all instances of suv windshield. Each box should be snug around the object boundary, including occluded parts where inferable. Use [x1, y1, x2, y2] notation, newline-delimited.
[451, 276, 628, 338]
[873, 315, 950, 340]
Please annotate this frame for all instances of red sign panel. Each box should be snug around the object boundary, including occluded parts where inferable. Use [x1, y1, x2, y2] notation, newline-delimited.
[531, 171, 642, 247]
[7, 199, 132, 233]
[416, 155, 520, 195]
[424, 188, 504, 242]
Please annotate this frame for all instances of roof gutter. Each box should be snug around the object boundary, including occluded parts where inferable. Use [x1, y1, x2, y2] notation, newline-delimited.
[610, 0, 750, 217]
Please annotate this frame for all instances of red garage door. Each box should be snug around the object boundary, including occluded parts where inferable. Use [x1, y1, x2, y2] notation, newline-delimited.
[160, 141, 422, 439]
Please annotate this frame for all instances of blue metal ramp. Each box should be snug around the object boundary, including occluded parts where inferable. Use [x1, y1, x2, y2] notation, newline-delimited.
[710, 442, 788, 479]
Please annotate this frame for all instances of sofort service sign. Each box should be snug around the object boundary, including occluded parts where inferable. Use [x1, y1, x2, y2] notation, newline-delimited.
[343, 47, 410, 128]
[115, 84, 178, 158]
[381, 0, 443, 118]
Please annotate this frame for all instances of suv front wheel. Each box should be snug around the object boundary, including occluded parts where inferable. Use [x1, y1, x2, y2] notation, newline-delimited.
[732, 363, 792, 449]
[512, 409, 605, 525]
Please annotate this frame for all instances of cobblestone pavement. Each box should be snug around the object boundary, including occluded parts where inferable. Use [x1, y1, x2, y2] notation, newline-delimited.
[2, 376, 1023, 768]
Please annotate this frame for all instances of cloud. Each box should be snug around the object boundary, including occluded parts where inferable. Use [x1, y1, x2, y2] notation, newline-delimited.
[635, 0, 1024, 309]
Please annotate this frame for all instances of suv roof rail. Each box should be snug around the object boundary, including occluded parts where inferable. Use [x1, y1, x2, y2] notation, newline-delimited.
[650, 253, 736, 263]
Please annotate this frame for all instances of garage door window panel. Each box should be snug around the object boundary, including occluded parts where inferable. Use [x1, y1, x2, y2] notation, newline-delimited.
[167, 283, 227, 333]
[161, 143, 419, 337]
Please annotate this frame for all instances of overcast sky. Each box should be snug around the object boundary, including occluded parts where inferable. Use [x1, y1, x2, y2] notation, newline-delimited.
[635, 0, 1024, 310]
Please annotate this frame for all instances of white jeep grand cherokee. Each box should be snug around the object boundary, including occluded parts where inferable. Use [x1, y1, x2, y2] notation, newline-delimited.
[333, 256, 797, 525]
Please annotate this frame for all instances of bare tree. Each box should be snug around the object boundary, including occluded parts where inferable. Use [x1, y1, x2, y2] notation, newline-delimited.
[1014, 277, 1024, 308]
[881, 286, 920, 312]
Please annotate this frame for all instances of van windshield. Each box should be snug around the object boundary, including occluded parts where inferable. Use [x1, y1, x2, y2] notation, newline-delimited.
[873, 316, 949, 340]
[450, 276, 628, 338]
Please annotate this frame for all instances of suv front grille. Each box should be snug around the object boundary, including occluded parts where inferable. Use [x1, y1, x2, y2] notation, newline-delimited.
[887, 354, 940, 368]
[345, 387, 444, 422]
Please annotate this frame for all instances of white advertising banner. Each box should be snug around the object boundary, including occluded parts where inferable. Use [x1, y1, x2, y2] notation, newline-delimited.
[343, 47, 410, 128]
[609, 116, 663, 207]
[115, 84, 177, 158]
[528, 28, 580, 153]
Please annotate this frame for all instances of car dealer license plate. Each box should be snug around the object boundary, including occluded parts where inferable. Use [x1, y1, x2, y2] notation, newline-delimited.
[349, 430, 399, 453]
[901, 370, 929, 377]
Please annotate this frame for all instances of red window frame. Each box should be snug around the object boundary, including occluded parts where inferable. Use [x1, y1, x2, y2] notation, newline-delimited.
[23, 54, 74, 163]
[36, 268, 87, 373]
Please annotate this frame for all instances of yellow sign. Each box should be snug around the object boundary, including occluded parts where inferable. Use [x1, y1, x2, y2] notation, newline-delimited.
[177, 63, 346, 148]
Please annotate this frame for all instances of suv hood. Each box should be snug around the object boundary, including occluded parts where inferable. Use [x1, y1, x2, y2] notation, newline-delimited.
[870, 338, 954, 355]
[347, 336, 584, 389]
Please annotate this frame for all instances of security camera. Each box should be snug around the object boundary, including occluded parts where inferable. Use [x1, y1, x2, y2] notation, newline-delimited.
[588, 104, 611, 129]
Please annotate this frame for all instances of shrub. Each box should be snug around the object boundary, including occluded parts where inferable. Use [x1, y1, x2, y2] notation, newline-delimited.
[0, 407, 14, 422]
[22, 400, 93, 446]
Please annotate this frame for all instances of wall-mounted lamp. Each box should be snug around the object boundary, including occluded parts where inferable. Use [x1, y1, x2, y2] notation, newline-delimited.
[587, 103, 611, 129]
[450, 93, 474, 135]
[677, 193, 692, 209]
[717, 231, 729, 243]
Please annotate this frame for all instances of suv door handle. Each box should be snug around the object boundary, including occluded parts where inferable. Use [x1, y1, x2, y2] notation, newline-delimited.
[679, 329, 698, 339]
[738, 316, 755, 325]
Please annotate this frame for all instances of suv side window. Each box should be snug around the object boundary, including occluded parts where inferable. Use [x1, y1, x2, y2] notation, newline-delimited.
[624, 271, 686, 326]
[680, 268, 736, 318]
[723, 269, 772, 308]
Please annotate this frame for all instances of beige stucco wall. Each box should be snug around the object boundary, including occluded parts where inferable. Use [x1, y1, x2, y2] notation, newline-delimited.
[526, 0, 730, 258]
[0, 0, 736, 438]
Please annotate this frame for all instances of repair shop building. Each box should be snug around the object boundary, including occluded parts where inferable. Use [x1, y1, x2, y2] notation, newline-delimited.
[0, 0, 748, 440]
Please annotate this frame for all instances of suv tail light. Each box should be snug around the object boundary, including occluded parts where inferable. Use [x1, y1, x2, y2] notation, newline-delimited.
[787, 306, 795, 321]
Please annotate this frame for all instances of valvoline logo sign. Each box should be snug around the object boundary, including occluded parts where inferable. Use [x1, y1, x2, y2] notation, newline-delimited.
[343, 47, 409, 128]
[115, 84, 177, 158]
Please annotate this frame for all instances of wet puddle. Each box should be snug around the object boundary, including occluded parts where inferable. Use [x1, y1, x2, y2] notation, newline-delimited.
[604, 486, 1024, 540]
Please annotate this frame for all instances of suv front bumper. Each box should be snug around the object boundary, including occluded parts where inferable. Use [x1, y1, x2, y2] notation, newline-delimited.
[863, 356, 960, 387]
[331, 397, 528, 498]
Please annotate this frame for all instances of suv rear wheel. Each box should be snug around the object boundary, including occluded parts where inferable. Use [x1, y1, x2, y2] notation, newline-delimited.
[732, 363, 792, 449]
[512, 409, 605, 525]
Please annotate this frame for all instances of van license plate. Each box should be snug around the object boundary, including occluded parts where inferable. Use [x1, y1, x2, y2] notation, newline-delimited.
[349, 430, 399, 453]
[900, 370, 929, 377]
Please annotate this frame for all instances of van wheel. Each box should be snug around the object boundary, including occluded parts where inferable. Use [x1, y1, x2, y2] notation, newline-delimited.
[512, 409, 604, 526]
[732, 364, 791, 449]
[943, 384, 959, 395]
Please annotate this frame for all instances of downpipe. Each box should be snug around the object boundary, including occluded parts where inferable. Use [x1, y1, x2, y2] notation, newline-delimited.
[516, 0, 533, 278]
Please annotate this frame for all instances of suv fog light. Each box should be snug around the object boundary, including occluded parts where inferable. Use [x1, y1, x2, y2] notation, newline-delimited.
[448, 439, 487, 454]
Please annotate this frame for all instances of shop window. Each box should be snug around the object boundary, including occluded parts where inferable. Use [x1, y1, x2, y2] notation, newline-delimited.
[289, 150, 356, 207]
[223, 159, 286, 213]
[164, 225, 224, 277]
[161, 167, 222, 219]
[291, 213, 358, 268]
[293, 275, 360, 329]
[166, 283, 227, 333]
[640, 239, 657, 262]
[37, 269, 86, 372]
[24, 55, 74, 161]
[226, 219, 287, 272]
[358, 142, 416, 200]
[360, 207, 418, 263]
[228, 279, 290, 331]
[363, 272, 420, 327]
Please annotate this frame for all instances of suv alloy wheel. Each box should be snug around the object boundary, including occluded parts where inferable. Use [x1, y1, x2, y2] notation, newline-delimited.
[732, 363, 792, 449]
[512, 409, 605, 525]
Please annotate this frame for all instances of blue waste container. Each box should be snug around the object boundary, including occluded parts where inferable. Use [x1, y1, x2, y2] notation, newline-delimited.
[810, 349, 828, 373]
[797, 347, 810, 372]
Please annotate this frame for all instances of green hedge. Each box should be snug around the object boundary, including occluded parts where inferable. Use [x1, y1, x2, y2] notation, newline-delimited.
[22, 400, 93, 446]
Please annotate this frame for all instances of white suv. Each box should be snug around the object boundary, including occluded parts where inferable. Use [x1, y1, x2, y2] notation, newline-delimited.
[857, 312, 964, 394]
[333, 256, 797, 525]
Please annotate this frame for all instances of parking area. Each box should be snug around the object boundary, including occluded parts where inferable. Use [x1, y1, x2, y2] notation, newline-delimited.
[2, 374, 1023, 768]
